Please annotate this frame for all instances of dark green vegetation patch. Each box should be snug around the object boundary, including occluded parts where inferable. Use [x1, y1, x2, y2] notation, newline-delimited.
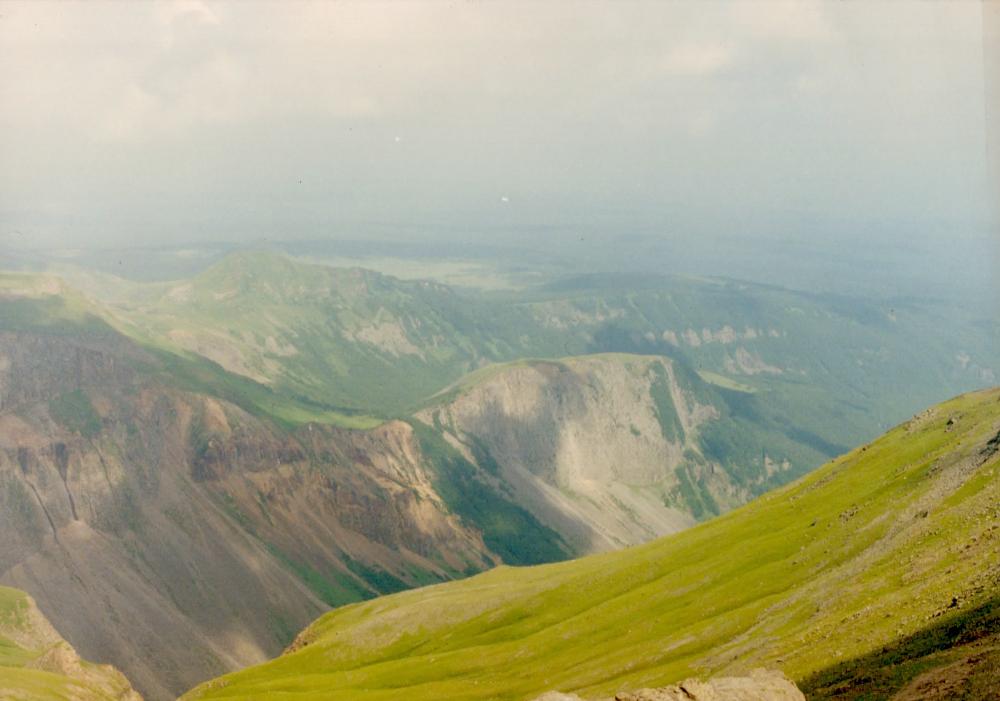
[266, 545, 372, 610]
[648, 362, 685, 443]
[48, 389, 102, 438]
[409, 420, 569, 565]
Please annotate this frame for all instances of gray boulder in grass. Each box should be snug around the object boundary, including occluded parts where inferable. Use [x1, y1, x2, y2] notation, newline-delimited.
[531, 669, 804, 701]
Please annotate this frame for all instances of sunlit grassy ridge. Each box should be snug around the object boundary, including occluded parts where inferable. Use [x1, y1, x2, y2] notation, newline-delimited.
[184, 388, 1000, 701]
[0, 586, 137, 701]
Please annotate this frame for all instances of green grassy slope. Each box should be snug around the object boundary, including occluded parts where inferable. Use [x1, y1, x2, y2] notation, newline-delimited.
[183, 388, 1000, 701]
[0, 586, 139, 701]
[516, 272, 998, 450]
[0, 274, 379, 430]
[84, 251, 528, 416]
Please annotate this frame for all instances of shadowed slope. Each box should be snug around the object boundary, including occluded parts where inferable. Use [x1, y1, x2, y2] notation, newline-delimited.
[802, 596, 1000, 700]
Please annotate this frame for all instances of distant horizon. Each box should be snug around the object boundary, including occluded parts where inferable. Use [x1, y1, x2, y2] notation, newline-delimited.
[3, 1, 997, 315]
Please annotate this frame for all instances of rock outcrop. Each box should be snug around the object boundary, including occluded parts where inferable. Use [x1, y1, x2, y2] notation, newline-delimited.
[613, 669, 804, 700]
[531, 670, 804, 701]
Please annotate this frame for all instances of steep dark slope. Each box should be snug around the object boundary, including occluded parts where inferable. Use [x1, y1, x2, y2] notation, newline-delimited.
[802, 595, 1000, 699]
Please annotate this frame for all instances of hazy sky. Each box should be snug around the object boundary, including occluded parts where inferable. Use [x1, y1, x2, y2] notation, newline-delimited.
[0, 0, 996, 250]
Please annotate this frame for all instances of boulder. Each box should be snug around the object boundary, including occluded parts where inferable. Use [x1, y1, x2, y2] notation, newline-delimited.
[614, 669, 804, 701]
[531, 669, 804, 701]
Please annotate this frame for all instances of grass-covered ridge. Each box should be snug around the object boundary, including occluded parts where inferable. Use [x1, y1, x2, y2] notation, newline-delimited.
[0, 586, 139, 701]
[183, 388, 1000, 701]
[0, 277, 381, 430]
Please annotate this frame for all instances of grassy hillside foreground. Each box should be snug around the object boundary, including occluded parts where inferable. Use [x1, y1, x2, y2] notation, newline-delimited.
[0, 586, 140, 701]
[183, 388, 1000, 701]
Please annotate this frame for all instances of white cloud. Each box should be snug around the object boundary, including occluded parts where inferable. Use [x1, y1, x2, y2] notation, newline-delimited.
[155, 0, 221, 31]
[0, 0, 991, 246]
[730, 1, 835, 43]
[660, 41, 735, 76]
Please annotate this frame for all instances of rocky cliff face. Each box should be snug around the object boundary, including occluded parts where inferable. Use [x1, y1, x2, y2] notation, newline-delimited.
[0, 329, 494, 701]
[418, 355, 775, 552]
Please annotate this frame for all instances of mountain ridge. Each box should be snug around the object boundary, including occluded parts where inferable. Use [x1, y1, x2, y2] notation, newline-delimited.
[0, 314, 496, 700]
[47, 250, 998, 442]
[5, 286, 773, 698]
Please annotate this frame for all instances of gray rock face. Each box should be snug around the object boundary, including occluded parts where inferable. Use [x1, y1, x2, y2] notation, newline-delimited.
[418, 355, 752, 554]
[532, 670, 804, 701]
